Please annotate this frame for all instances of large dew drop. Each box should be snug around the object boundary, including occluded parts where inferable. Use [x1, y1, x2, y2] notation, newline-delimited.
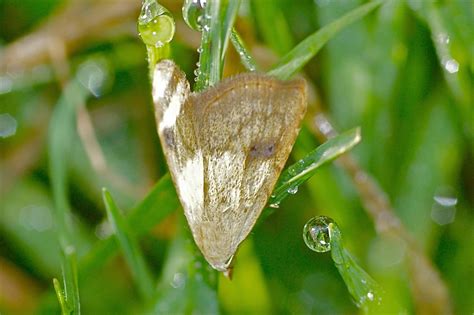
[303, 216, 336, 253]
[138, 0, 175, 48]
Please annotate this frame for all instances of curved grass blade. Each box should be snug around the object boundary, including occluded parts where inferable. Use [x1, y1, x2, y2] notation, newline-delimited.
[103, 188, 154, 300]
[268, 0, 384, 80]
[269, 127, 361, 208]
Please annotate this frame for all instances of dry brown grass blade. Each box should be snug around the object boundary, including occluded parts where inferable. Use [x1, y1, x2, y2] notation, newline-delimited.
[0, 0, 140, 74]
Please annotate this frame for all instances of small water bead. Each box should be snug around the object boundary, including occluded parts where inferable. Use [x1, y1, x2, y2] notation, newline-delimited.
[367, 291, 374, 301]
[303, 216, 336, 253]
[138, 0, 175, 47]
[269, 202, 280, 209]
[287, 186, 298, 194]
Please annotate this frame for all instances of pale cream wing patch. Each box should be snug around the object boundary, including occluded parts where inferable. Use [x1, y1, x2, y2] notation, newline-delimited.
[190, 74, 307, 271]
[152, 60, 204, 220]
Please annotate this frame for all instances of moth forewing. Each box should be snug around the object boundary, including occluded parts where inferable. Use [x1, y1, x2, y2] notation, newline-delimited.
[152, 59, 307, 274]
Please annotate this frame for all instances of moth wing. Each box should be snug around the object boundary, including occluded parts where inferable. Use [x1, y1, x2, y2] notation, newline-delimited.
[190, 74, 307, 271]
[152, 60, 204, 220]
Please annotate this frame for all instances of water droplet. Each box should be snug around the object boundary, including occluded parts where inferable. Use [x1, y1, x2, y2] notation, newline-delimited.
[288, 167, 298, 176]
[95, 221, 113, 239]
[138, 0, 175, 47]
[368, 235, 406, 270]
[433, 195, 457, 207]
[77, 60, 109, 97]
[313, 114, 333, 136]
[287, 186, 298, 194]
[431, 187, 457, 225]
[0, 113, 17, 138]
[170, 272, 186, 289]
[436, 32, 450, 45]
[303, 216, 336, 253]
[19, 205, 53, 232]
[269, 202, 280, 209]
[442, 58, 459, 74]
[367, 291, 374, 301]
[182, 0, 206, 31]
[0, 75, 13, 94]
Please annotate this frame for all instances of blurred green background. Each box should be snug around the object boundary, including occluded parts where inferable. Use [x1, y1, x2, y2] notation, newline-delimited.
[0, 0, 472, 314]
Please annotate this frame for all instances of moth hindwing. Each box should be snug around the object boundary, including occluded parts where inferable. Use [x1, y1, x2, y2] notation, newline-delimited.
[152, 59, 307, 273]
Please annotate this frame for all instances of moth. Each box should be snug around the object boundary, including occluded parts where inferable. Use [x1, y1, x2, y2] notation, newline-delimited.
[152, 59, 307, 274]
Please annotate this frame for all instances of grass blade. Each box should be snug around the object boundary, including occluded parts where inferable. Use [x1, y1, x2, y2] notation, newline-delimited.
[269, 127, 361, 208]
[79, 174, 178, 278]
[48, 79, 89, 314]
[252, 0, 294, 55]
[53, 278, 69, 315]
[230, 28, 257, 71]
[328, 222, 384, 314]
[48, 80, 89, 246]
[52, 249, 81, 315]
[268, 0, 384, 80]
[102, 188, 154, 300]
[195, 0, 241, 90]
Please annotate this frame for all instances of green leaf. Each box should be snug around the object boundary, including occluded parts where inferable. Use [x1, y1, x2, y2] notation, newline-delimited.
[268, 0, 385, 80]
[269, 127, 361, 208]
[102, 188, 154, 300]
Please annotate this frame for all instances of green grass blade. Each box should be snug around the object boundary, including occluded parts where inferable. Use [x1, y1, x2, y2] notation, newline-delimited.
[102, 188, 154, 300]
[252, 0, 294, 55]
[53, 278, 70, 315]
[48, 79, 89, 315]
[230, 28, 257, 71]
[269, 128, 361, 208]
[79, 174, 178, 278]
[268, 0, 384, 80]
[195, 0, 241, 90]
[328, 224, 383, 314]
[61, 248, 81, 315]
[48, 80, 89, 246]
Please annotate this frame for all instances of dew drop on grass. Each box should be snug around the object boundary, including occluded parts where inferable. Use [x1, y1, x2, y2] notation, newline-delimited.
[138, 0, 175, 48]
[182, 0, 207, 31]
[303, 216, 336, 253]
[269, 202, 280, 209]
[0, 113, 17, 138]
[170, 272, 186, 289]
[287, 186, 298, 194]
